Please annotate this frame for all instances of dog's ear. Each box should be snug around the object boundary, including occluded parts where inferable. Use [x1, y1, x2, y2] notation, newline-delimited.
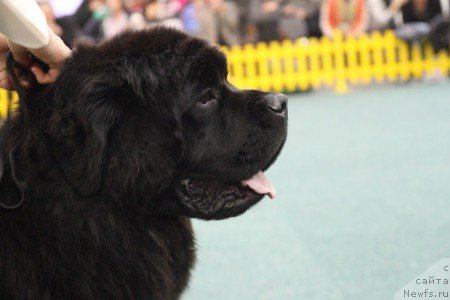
[48, 76, 122, 197]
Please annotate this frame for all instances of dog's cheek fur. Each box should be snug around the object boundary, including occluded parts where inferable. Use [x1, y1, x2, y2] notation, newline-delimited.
[45, 48, 183, 205]
[103, 110, 183, 207]
[48, 87, 122, 197]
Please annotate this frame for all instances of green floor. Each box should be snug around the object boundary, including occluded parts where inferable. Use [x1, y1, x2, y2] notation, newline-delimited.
[183, 83, 450, 300]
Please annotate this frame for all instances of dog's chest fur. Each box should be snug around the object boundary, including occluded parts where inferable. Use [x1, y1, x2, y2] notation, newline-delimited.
[0, 199, 195, 299]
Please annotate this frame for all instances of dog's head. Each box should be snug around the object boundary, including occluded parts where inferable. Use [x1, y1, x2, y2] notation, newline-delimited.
[42, 27, 287, 220]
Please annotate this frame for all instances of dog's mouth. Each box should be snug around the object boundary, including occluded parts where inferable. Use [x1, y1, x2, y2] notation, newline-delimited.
[176, 171, 276, 219]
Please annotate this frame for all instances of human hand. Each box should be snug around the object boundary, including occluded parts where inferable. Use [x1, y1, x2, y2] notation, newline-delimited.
[7, 29, 71, 86]
[0, 34, 30, 90]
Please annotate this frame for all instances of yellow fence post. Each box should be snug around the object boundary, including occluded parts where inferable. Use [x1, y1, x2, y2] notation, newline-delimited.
[372, 31, 385, 83]
[320, 37, 334, 88]
[268, 41, 284, 92]
[333, 30, 348, 94]
[345, 35, 359, 85]
[0, 89, 9, 119]
[256, 42, 271, 91]
[411, 43, 424, 79]
[397, 39, 411, 81]
[296, 38, 310, 91]
[423, 43, 436, 76]
[384, 30, 398, 82]
[436, 49, 449, 76]
[243, 43, 258, 90]
[358, 33, 372, 85]
[232, 45, 246, 89]
[281, 39, 297, 92]
[309, 37, 321, 89]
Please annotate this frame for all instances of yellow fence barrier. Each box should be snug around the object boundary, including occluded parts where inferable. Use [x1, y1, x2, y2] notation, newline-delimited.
[223, 30, 450, 94]
[0, 88, 15, 119]
[1, 30, 449, 118]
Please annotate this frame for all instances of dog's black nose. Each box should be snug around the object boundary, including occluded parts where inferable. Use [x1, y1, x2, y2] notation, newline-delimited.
[262, 93, 288, 115]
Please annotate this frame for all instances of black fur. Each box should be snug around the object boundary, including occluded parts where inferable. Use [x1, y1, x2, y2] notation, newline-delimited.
[0, 27, 287, 299]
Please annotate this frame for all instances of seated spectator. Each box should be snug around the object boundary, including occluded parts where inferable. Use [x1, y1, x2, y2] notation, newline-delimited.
[126, 0, 148, 30]
[429, 14, 450, 51]
[37, 0, 64, 37]
[144, 0, 185, 29]
[102, 0, 130, 38]
[205, 0, 241, 45]
[395, 0, 448, 42]
[280, 1, 308, 39]
[320, 0, 368, 37]
[248, 0, 284, 42]
[367, 0, 407, 31]
[181, 0, 214, 41]
[249, 0, 321, 40]
[402, 0, 444, 23]
[71, 0, 94, 30]
[81, 0, 109, 41]
[37, 0, 82, 46]
[126, 0, 146, 12]
[181, 0, 201, 35]
[182, 0, 240, 46]
[280, 0, 322, 39]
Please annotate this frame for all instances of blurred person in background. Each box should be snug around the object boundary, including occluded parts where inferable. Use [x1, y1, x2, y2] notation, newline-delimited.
[228, 0, 251, 40]
[301, 0, 323, 37]
[181, 0, 214, 41]
[395, 0, 449, 42]
[125, 0, 147, 11]
[127, 0, 148, 30]
[204, 0, 241, 45]
[280, 0, 321, 39]
[39, 0, 87, 46]
[280, 2, 309, 38]
[181, 0, 215, 40]
[102, 0, 130, 38]
[367, 0, 407, 30]
[144, 0, 186, 29]
[37, 0, 63, 36]
[248, 0, 284, 42]
[181, 0, 240, 46]
[78, 0, 147, 41]
[320, 0, 368, 37]
[181, 0, 202, 36]
[248, 0, 322, 42]
[401, 0, 446, 23]
[81, 0, 109, 41]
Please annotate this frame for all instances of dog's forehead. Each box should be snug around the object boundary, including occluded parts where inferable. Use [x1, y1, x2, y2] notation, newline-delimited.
[188, 45, 227, 77]
[91, 28, 228, 75]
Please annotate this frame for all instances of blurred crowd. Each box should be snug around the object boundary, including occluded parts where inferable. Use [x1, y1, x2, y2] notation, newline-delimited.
[40, 0, 450, 49]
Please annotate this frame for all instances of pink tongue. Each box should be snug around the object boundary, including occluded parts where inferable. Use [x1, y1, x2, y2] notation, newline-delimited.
[241, 171, 276, 199]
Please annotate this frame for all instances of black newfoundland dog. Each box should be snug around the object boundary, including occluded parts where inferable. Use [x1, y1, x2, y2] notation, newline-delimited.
[0, 27, 287, 299]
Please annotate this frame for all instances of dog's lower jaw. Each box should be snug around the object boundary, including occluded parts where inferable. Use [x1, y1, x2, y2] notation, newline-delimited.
[158, 185, 264, 220]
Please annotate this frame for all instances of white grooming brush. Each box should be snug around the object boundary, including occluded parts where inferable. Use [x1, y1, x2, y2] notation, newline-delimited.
[0, 0, 49, 48]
